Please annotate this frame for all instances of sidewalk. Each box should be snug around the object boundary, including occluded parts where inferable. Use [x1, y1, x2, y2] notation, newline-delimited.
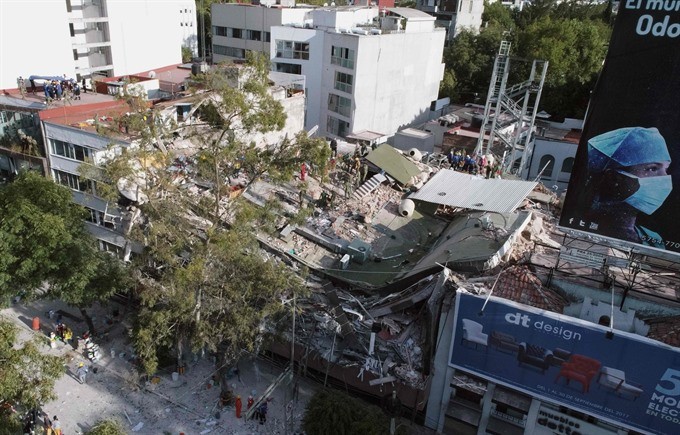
[2, 300, 315, 434]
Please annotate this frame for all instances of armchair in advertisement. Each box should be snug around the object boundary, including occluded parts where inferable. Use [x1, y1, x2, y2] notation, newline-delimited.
[461, 319, 488, 350]
[517, 343, 553, 374]
[597, 366, 644, 400]
[555, 354, 601, 393]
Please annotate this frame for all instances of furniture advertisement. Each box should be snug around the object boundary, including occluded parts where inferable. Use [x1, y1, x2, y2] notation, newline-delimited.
[449, 291, 680, 435]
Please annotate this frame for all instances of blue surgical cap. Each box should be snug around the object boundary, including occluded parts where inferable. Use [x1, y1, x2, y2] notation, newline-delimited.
[587, 127, 670, 173]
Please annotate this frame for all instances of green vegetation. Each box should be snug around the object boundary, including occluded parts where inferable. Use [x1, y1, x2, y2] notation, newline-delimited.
[0, 319, 64, 430]
[85, 419, 126, 435]
[90, 52, 328, 380]
[0, 171, 130, 315]
[303, 390, 408, 435]
[443, 0, 613, 119]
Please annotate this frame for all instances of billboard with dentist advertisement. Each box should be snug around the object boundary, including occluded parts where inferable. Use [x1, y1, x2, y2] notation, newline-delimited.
[558, 2, 680, 256]
[449, 291, 680, 435]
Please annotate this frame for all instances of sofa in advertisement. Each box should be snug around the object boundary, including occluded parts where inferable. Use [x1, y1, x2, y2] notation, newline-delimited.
[449, 291, 680, 435]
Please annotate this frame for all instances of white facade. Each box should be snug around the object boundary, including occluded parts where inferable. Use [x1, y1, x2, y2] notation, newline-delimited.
[271, 7, 446, 137]
[0, 0, 195, 90]
[211, 5, 446, 138]
[523, 137, 578, 193]
[416, 0, 484, 39]
[211, 3, 311, 64]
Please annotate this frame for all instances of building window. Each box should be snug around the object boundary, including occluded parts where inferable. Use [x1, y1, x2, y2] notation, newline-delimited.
[561, 157, 574, 173]
[275, 40, 309, 60]
[69, 23, 75, 37]
[51, 139, 91, 162]
[327, 116, 349, 137]
[230, 28, 243, 39]
[213, 26, 227, 37]
[73, 49, 79, 61]
[85, 207, 104, 225]
[247, 30, 262, 41]
[328, 93, 351, 117]
[213, 45, 246, 58]
[334, 71, 353, 94]
[539, 154, 555, 177]
[331, 46, 355, 69]
[275, 63, 302, 74]
[52, 169, 94, 193]
[100, 240, 123, 257]
[264, 31, 271, 42]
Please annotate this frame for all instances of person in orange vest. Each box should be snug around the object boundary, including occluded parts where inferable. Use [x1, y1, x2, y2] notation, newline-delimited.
[235, 395, 242, 418]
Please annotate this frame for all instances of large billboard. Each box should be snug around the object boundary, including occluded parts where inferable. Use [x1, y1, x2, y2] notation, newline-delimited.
[558, 5, 680, 255]
[450, 291, 680, 435]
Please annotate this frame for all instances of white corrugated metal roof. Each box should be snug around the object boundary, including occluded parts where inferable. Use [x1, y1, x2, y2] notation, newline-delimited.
[409, 169, 537, 213]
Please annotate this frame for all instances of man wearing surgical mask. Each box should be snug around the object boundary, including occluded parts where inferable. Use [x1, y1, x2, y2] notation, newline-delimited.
[584, 127, 672, 248]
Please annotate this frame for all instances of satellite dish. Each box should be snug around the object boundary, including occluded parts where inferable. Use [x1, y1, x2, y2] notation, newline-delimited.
[148, 71, 156, 78]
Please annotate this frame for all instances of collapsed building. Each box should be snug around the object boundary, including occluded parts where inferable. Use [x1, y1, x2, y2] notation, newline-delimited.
[5, 51, 679, 435]
[234, 138, 680, 435]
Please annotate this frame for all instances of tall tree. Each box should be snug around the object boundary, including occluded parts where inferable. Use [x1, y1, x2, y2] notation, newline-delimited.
[94, 53, 327, 381]
[444, 1, 611, 118]
[515, 16, 610, 118]
[0, 171, 130, 323]
[0, 319, 63, 430]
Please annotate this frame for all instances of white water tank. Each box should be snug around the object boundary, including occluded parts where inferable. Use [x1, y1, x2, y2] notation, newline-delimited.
[408, 148, 422, 161]
[399, 199, 415, 217]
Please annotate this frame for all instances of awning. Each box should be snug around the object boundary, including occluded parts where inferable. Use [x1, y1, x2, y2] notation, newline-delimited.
[409, 169, 537, 213]
[365, 144, 422, 186]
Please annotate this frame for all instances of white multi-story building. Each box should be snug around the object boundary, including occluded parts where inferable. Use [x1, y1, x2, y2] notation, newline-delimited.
[211, 2, 310, 63]
[0, 0, 196, 90]
[212, 4, 446, 138]
[416, 0, 484, 40]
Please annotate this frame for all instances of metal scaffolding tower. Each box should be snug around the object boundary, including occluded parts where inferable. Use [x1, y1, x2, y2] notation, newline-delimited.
[474, 41, 548, 175]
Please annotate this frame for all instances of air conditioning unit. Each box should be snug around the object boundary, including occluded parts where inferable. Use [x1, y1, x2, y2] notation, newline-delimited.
[340, 254, 351, 270]
[347, 238, 372, 264]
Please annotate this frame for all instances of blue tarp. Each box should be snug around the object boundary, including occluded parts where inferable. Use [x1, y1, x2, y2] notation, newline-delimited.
[28, 75, 75, 83]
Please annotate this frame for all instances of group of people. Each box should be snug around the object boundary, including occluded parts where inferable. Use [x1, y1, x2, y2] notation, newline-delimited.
[448, 150, 500, 178]
[16, 75, 87, 102]
[42, 78, 82, 103]
[251, 399, 269, 425]
[22, 411, 61, 435]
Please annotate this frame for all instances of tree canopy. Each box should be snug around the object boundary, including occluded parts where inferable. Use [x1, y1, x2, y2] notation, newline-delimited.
[93, 52, 328, 376]
[0, 171, 129, 307]
[443, 0, 612, 118]
[303, 390, 408, 435]
[0, 319, 63, 429]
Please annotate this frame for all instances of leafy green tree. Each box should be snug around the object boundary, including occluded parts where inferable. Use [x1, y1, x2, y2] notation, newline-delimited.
[93, 53, 327, 382]
[85, 419, 126, 435]
[482, 0, 515, 30]
[444, 1, 611, 118]
[0, 319, 63, 429]
[0, 171, 131, 330]
[303, 390, 407, 435]
[181, 45, 193, 63]
[439, 69, 458, 101]
[515, 16, 610, 118]
[443, 26, 506, 101]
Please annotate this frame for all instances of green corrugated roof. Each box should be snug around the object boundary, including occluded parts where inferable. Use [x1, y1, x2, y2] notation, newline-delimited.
[366, 144, 422, 185]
